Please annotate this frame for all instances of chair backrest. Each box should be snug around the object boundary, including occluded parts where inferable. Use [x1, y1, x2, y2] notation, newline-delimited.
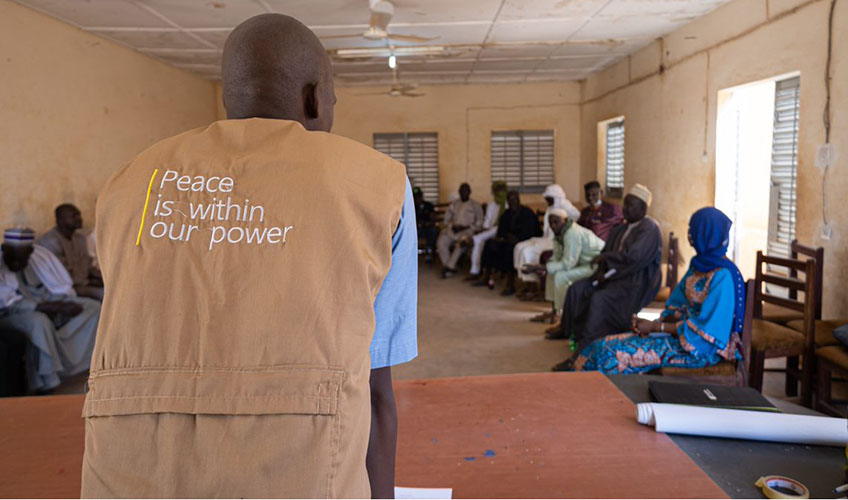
[754, 251, 817, 352]
[789, 240, 824, 319]
[665, 232, 679, 289]
[739, 279, 756, 382]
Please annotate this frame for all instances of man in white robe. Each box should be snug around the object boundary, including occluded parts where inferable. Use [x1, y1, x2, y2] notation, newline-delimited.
[0, 227, 100, 393]
[514, 184, 580, 292]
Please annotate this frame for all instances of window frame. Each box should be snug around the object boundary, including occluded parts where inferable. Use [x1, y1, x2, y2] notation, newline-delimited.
[373, 132, 439, 203]
[490, 129, 555, 194]
[604, 119, 626, 199]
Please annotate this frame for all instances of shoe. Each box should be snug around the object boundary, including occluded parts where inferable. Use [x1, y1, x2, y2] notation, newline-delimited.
[551, 358, 575, 372]
[487, 278, 495, 290]
[424, 255, 434, 264]
[501, 288, 516, 297]
[545, 324, 565, 340]
[464, 274, 480, 282]
[441, 268, 457, 279]
[530, 311, 553, 323]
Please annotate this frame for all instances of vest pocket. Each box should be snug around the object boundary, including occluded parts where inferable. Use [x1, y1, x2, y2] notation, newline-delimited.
[82, 365, 346, 497]
[82, 364, 345, 417]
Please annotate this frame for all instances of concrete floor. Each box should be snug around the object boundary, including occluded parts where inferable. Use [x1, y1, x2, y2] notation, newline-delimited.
[54, 257, 838, 407]
[392, 262, 568, 381]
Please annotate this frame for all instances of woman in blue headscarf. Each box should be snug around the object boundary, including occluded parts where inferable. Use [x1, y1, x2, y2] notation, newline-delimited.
[573, 207, 745, 374]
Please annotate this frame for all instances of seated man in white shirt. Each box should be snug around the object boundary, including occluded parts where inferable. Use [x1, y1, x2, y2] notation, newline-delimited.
[465, 181, 507, 281]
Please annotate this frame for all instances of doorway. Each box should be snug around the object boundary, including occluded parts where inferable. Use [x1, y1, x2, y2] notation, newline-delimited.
[715, 73, 800, 279]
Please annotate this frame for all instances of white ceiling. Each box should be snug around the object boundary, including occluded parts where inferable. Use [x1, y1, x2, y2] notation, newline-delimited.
[13, 0, 733, 86]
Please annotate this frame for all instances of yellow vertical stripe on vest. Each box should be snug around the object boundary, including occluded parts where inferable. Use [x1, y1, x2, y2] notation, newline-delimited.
[136, 169, 159, 246]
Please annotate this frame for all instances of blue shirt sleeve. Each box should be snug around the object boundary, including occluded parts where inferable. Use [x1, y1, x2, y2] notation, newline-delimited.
[370, 177, 419, 369]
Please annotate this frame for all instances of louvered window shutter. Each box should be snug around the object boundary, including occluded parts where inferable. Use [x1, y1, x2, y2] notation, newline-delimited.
[767, 77, 800, 258]
[374, 133, 440, 203]
[605, 120, 625, 198]
[491, 130, 554, 193]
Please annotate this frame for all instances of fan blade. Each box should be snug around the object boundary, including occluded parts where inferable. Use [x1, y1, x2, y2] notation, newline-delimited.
[321, 33, 367, 39]
[386, 33, 438, 43]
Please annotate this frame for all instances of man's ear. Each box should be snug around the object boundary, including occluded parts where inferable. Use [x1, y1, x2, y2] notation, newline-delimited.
[303, 82, 320, 121]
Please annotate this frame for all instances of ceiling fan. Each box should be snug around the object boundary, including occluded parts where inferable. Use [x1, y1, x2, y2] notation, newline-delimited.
[322, 1, 437, 44]
[356, 68, 425, 98]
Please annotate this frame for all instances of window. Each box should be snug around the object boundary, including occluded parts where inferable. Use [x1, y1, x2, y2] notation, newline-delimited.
[374, 132, 439, 203]
[767, 76, 800, 258]
[490, 130, 554, 193]
[604, 119, 625, 198]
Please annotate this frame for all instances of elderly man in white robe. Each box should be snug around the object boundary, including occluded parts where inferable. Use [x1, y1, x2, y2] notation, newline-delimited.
[514, 184, 580, 299]
[0, 227, 100, 392]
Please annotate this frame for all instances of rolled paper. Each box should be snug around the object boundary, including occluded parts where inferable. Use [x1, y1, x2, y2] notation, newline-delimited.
[636, 403, 848, 447]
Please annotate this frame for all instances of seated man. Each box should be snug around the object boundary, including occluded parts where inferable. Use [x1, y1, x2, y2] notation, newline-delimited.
[514, 184, 580, 298]
[522, 209, 605, 334]
[437, 183, 484, 277]
[466, 181, 507, 281]
[574, 207, 744, 374]
[552, 184, 662, 371]
[577, 181, 624, 241]
[0, 227, 100, 392]
[413, 187, 438, 263]
[477, 190, 542, 295]
[36, 204, 104, 301]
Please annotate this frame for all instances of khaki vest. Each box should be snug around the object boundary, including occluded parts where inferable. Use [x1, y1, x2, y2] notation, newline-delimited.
[81, 119, 406, 498]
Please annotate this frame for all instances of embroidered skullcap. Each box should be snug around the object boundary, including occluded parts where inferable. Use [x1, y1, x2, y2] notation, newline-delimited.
[627, 183, 653, 207]
[3, 227, 35, 247]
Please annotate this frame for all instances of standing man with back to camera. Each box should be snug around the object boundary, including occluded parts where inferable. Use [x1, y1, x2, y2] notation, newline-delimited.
[81, 13, 417, 499]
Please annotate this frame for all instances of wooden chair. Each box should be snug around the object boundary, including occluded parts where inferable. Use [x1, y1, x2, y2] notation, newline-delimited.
[814, 345, 848, 416]
[658, 280, 755, 386]
[749, 252, 816, 407]
[783, 241, 847, 351]
[761, 240, 823, 324]
[653, 232, 679, 304]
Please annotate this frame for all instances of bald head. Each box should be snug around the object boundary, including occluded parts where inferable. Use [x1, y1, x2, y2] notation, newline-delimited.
[222, 14, 336, 131]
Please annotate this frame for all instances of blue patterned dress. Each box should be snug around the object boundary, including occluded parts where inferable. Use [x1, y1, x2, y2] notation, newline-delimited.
[574, 267, 741, 374]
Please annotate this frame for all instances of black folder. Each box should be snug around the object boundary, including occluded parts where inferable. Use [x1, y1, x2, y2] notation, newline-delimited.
[649, 381, 780, 412]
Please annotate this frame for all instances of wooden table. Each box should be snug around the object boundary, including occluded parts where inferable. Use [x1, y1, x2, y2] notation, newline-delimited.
[394, 372, 725, 498]
[0, 372, 727, 498]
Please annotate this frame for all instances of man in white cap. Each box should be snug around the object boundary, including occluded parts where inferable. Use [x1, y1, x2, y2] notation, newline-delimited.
[521, 208, 605, 331]
[0, 227, 100, 392]
[513, 184, 580, 298]
[551, 184, 662, 370]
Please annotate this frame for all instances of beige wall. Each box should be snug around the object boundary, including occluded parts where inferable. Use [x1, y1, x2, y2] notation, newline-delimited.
[580, 0, 848, 317]
[0, 0, 218, 233]
[331, 82, 583, 207]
